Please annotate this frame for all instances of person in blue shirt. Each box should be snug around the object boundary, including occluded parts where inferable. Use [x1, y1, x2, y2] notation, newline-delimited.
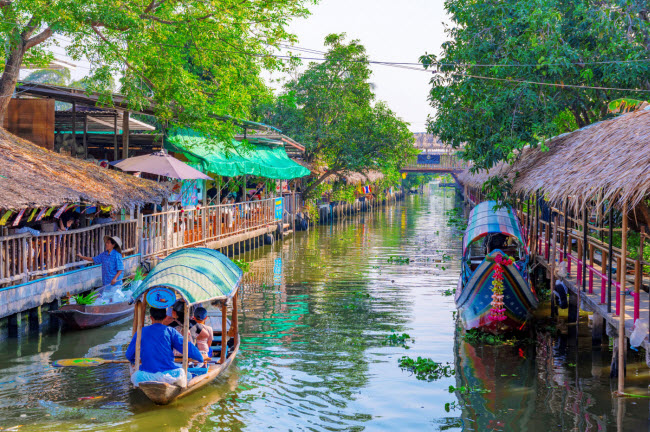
[77, 235, 124, 288]
[126, 307, 204, 385]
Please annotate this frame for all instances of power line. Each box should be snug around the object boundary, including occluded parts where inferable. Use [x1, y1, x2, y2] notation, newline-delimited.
[452, 73, 650, 93]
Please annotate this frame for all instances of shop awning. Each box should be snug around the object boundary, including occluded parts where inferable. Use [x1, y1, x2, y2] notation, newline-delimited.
[165, 128, 311, 179]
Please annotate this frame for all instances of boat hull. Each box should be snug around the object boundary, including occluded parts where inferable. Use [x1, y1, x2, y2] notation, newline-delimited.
[455, 251, 538, 333]
[136, 335, 240, 405]
[49, 302, 133, 330]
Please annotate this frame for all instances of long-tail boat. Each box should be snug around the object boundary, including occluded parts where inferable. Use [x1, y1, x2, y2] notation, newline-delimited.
[129, 247, 242, 405]
[455, 201, 538, 333]
[49, 285, 133, 330]
[48, 301, 133, 330]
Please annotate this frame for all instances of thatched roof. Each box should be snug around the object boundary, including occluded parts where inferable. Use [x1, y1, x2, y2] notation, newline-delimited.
[457, 108, 650, 209]
[294, 159, 384, 185]
[0, 128, 168, 210]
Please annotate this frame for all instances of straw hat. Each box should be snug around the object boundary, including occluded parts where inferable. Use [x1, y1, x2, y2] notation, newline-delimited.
[104, 235, 123, 254]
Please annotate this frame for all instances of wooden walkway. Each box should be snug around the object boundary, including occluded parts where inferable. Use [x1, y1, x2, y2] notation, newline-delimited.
[525, 219, 650, 367]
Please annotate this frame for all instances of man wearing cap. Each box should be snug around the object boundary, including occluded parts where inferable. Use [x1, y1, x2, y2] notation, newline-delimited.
[126, 307, 204, 387]
[77, 235, 124, 289]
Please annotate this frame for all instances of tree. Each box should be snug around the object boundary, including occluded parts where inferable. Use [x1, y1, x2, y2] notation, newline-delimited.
[423, 0, 650, 175]
[24, 68, 71, 85]
[0, 0, 311, 138]
[258, 34, 416, 197]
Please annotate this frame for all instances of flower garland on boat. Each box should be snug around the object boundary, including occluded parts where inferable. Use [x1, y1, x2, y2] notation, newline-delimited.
[489, 254, 514, 322]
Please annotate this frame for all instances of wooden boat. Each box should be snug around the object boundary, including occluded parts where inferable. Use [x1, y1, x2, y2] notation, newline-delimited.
[129, 247, 243, 405]
[49, 301, 133, 330]
[455, 201, 538, 333]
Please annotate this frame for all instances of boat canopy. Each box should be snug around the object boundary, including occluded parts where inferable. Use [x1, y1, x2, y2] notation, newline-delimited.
[132, 248, 243, 305]
[462, 201, 526, 256]
[165, 128, 311, 180]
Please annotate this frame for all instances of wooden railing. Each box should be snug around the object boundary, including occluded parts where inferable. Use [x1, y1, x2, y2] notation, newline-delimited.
[0, 196, 287, 287]
[141, 197, 282, 258]
[0, 221, 137, 286]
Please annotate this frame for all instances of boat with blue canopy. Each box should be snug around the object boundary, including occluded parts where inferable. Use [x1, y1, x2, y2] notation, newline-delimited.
[129, 247, 243, 404]
[455, 201, 538, 333]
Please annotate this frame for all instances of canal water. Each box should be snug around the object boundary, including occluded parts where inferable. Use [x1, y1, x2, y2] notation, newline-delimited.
[1, 186, 649, 431]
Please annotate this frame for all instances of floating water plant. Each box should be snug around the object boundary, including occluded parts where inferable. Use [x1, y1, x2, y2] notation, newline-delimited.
[232, 259, 251, 272]
[444, 401, 464, 412]
[462, 328, 536, 346]
[462, 329, 511, 345]
[387, 256, 410, 264]
[398, 356, 455, 381]
[383, 331, 413, 348]
[442, 289, 455, 297]
[444, 207, 467, 231]
[448, 385, 490, 394]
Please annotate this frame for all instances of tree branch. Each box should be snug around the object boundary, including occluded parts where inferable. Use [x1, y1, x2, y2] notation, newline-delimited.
[91, 25, 155, 89]
[20, 16, 38, 40]
[143, 0, 164, 13]
[25, 27, 52, 49]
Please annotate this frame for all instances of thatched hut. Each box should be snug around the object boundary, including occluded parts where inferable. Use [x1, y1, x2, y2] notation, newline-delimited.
[457, 107, 650, 210]
[0, 127, 168, 210]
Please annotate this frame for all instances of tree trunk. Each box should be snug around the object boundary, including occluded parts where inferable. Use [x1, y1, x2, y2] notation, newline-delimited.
[302, 169, 340, 198]
[0, 45, 26, 122]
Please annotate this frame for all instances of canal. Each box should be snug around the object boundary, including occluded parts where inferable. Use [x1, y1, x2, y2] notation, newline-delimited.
[1, 186, 649, 431]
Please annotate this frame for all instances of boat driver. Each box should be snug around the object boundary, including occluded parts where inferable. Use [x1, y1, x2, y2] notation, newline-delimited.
[126, 307, 204, 387]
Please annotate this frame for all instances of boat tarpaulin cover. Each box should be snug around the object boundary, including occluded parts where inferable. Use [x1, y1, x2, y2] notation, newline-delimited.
[132, 248, 242, 305]
[462, 201, 526, 256]
[165, 128, 311, 179]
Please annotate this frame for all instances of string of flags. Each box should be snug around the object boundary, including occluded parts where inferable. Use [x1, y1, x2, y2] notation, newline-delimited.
[0, 203, 110, 226]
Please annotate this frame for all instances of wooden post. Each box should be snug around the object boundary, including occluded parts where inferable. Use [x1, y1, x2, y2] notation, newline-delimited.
[220, 301, 227, 364]
[28, 306, 41, 333]
[617, 202, 628, 395]
[550, 213, 558, 318]
[534, 192, 540, 256]
[607, 206, 614, 313]
[113, 111, 119, 161]
[182, 302, 190, 386]
[564, 198, 570, 260]
[83, 113, 88, 159]
[635, 231, 644, 321]
[232, 292, 239, 341]
[582, 205, 588, 291]
[122, 111, 130, 159]
[71, 101, 77, 158]
[136, 207, 143, 255]
[134, 300, 144, 371]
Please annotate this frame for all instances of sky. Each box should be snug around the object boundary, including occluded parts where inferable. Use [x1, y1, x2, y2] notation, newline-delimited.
[269, 0, 450, 132]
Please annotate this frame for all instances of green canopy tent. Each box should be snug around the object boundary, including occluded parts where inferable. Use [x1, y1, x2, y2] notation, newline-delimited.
[165, 128, 310, 179]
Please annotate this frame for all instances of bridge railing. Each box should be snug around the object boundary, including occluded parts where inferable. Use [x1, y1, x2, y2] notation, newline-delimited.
[402, 153, 468, 171]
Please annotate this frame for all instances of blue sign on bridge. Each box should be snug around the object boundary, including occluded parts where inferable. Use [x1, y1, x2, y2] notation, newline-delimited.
[417, 154, 441, 164]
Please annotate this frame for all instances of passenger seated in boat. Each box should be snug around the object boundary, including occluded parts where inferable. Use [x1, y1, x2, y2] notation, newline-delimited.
[126, 307, 204, 387]
[190, 307, 213, 358]
[165, 300, 196, 356]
